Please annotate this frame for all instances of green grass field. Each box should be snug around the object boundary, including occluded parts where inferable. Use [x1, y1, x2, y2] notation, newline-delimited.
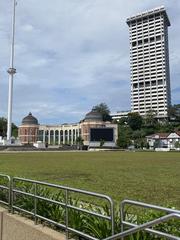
[0, 151, 180, 208]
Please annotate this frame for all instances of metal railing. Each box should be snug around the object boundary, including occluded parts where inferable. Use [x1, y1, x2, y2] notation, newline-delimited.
[11, 177, 114, 240]
[104, 213, 180, 240]
[120, 199, 180, 240]
[0, 175, 180, 240]
[0, 174, 11, 208]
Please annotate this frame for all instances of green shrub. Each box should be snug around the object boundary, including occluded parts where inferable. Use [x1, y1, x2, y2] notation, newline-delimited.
[1, 181, 180, 239]
[123, 207, 180, 240]
[0, 177, 10, 204]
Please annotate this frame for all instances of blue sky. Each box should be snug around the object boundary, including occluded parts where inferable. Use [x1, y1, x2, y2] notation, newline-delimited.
[0, 0, 180, 125]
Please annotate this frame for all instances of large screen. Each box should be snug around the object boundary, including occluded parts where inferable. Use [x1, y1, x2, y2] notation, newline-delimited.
[90, 128, 114, 142]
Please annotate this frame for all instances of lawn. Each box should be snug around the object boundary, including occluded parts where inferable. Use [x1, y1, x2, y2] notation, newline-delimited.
[0, 151, 179, 208]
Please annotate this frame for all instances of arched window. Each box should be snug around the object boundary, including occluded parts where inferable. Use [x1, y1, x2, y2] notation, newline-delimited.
[50, 130, 54, 145]
[69, 130, 72, 143]
[60, 130, 63, 143]
[73, 129, 76, 142]
[55, 130, 59, 145]
[38, 130, 44, 142]
[45, 130, 49, 143]
[65, 130, 68, 144]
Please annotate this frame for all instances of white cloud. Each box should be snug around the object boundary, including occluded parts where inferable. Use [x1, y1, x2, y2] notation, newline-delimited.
[21, 24, 34, 32]
[0, 0, 179, 125]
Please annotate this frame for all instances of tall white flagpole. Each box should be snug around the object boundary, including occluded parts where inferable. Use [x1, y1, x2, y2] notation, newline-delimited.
[7, 0, 17, 143]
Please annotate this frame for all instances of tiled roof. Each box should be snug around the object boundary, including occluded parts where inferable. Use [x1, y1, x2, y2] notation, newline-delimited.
[147, 132, 180, 139]
[147, 133, 169, 139]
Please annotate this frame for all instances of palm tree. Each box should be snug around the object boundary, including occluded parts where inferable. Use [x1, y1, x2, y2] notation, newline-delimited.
[76, 136, 84, 150]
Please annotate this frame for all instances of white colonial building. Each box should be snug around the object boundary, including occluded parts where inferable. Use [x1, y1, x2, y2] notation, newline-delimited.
[146, 132, 180, 150]
[18, 111, 118, 148]
[38, 123, 80, 146]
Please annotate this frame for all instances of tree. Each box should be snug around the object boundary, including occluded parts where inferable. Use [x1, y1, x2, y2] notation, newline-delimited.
[168, 104, 180, 122]
[155, 122, 174, 133]
[0, 117, 18, 138]
[117, 125, 132, 148]
[127, 112, 143, 130]
[0, 117, 7, 137]
[132, 129, 146, 139]
[174, 141, 180, 149]
[144, 109, 157, 127]
[100, 139, 105, 147]
[76, 136, 84, 150]
[118, 117, 128, 126]
[132, 129, 146, 149]
[92, 103, 111, 121]
[12, 127, 18, 138]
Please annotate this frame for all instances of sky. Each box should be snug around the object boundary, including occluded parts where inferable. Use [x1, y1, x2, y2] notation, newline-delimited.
[0, 0, 180, 125]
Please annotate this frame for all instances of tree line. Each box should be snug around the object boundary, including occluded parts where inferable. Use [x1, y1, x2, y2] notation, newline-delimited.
[0, 117, 18, 138]
[92, 103, 180, 149]
[117, 106, 180, 149]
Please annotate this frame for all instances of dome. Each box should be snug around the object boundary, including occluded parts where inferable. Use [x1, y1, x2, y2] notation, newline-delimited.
[84, 110, 103, 122]
[21, 112, 39, 125]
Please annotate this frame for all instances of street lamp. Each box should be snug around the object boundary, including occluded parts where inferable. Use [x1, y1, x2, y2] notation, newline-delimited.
[7, 0, 17, 143]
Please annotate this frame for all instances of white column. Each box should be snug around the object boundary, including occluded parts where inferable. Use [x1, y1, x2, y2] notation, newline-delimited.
[53, 130, 56, 145]
[58, 130, 61, 145]
[48, 130, 50, 144]
[43, 130, 45, 143]
[75, 129, 77, 143]
[63, 130, 65, 144]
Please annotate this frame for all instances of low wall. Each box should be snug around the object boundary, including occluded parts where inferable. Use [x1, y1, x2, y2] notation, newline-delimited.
[155, 147, 170, 152]
[0, 207, 66, 240]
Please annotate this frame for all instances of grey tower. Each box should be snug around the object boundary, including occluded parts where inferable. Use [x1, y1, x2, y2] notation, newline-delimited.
[126, 6, 171, 119]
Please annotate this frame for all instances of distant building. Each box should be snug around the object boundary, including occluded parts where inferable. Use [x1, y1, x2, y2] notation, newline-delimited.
[18, 113, 39, 144]
[18, 111, 118, 148]
[110, 111, 130, 122]
[146, 132, 180, 150]
[81, 111, 117, 148]
[127, 6, 171, 119]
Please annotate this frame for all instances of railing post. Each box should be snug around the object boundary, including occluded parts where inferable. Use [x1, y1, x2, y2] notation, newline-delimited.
[65, 189, 69, 240]
[111, 200, 115, 236]
[8, 176, 12, 212]
[120, 201, 125, 240]
[0, 174, 12, 210]
[34, 182, 37, 225]
[11, 177, 14, 214]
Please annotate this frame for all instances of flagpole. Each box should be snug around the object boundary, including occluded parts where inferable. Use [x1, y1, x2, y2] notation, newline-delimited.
[7, 0, 17, 143]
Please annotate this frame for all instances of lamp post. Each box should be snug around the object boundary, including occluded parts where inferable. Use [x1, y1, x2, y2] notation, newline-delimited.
[7, 0, 17, 143]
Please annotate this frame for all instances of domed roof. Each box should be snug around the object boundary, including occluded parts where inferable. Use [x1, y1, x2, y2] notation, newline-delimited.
[84, 110, 103, 122]
[22, 112, 39, 125]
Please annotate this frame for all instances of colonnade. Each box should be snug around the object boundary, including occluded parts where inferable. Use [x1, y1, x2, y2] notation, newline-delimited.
[38, 126, 81, 145]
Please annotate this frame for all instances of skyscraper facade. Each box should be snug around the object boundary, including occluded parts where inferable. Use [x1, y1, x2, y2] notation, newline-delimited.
[127, 6, 171, 119]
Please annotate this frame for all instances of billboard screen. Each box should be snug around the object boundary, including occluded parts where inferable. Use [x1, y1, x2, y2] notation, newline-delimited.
[90, 128, 114, 142]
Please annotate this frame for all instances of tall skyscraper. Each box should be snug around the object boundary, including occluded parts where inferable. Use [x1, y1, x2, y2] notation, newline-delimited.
[126, 6, 171, 119]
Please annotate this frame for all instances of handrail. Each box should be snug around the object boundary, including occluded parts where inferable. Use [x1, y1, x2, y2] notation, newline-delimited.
[120, 199, 180, 240]
[11, 177, 115, 240]
[0, 174, 11, 208]
[103, 213, 180, 240]
[120, 221, 180, 240]
[121, 199, 180, 214]
[0, 175, 180, 240]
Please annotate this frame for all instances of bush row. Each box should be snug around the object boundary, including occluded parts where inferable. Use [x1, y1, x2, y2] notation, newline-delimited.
[0, 181, 179, 239]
